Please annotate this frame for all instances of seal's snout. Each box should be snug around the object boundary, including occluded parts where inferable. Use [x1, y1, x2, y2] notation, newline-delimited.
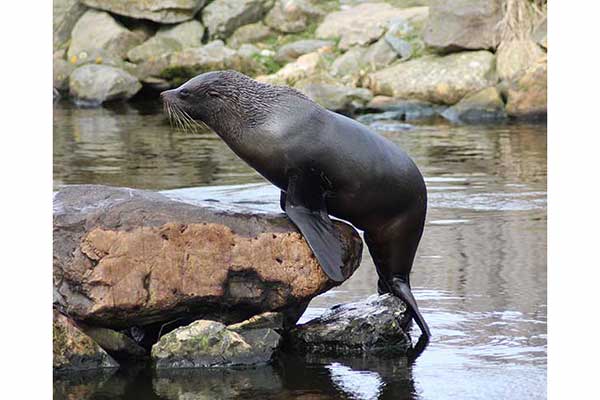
[160, 89, 173, 103]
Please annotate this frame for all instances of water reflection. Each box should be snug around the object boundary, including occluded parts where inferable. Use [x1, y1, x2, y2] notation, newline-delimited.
[53, 102, 546, 400]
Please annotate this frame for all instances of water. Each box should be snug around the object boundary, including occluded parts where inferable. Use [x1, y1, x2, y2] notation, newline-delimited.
[53, 100, 547, 400]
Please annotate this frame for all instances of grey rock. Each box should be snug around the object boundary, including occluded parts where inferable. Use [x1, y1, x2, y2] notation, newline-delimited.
[330, 47, 367, 79]
[275, 39, 335, 63]
[442, 87, 507, 123]
[53, 185, 362, 330]
[289, 294, 412, 355]
[53, 0, 87, 51]
[227, 22, 273, 49]
[384, 16, 423, 59]
[127, 20, 205, 63]
[67, 10, 145, 60]
[69, 65, 142, 106]
[361, 98, 446, 120]
[237, 43, 262, 59]
[265, 0, 325, 34]
[365, 50, 497, 105]
[203, 0, 275, 39]
[362, 38, 398, 72]
[54, 58, 75, 92]
[81, 0, 207, 23]
[79, 324, 148, 360]
[151, 313, 283, 368]
[424, 0, 503, 52]
[296, 81, 373, 113]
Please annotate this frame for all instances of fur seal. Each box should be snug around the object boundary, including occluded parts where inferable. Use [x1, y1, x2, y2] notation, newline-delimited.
[161, 71, 431, 344]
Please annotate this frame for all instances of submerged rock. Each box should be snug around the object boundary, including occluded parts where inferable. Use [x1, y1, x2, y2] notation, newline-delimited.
[151, 313, 282, 368]
[53, 310, 118, 372]
[69, 64, 142, 106]
[365, 50, 497, 105]
[81, 0, 207, 23]
[203, 0, 275, 39]
[441, 87, 507, 123]
[424, 0, 503, 52]
[289, 294, 412, 355]
[53, 185, 362, 332]
[316, 4, 428, 50]
[67, 10, 146, 60]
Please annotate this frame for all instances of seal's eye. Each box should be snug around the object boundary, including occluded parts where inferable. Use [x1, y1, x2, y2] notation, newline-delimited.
[179, 88, 190, 97]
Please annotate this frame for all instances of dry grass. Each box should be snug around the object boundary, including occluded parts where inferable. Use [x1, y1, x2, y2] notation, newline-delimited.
[498, 0, 547, 42]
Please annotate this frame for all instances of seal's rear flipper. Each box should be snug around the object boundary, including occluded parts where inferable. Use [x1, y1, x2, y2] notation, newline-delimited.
[392, 277, 431, 339]
[283, 172, 346, 282]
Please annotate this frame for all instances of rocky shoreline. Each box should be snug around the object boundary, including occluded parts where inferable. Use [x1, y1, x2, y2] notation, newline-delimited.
[54, 0, 547, 122]
[53, 185, 416, 373]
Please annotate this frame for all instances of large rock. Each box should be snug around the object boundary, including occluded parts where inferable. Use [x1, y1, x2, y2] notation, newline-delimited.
[296, 81, 373, 113]
[81, 0, 207, 23]
[79, 324, 148, 360]
[53, 310, 118, 372]
[330, 47, 367, 80]
[506, 57, 547, 120]
[69, 65, 142, 106]
[258, 51, 327, 86]
[496, 39, 546, 83]
[203, 0, 275, 39]
[289, 294, 412, 355]
[275, 39, 335, 63]
[441, 86, 506, 123]
[53, 185, 362, 331]
[67, 10, 145, 60]
[316, 3, 428, 50]
[228, 22, 274, 49]
[152, 313, 282, 368]
[53, 0, 87, 51]
[127, 20, 205, 63]
[424, 0, 502, 52]
[365, 50, 497, 105]
[264, 0, 325, 34]
[361, 38, 398, 72]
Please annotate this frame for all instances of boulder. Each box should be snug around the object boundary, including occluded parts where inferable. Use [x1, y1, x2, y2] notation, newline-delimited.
[424, 0, 502, 52]
[257, 51, 327, 86]
[152, 312, 283, 368]
[296, 81, 373, 113]
[288, 294, 412, 355]
[441, 87, 507, 123]
[361, 38, 398, 72]
[264, 0, 325, 34]
[316, 3, 428, 50]
[53, 185, 362, 331]
[80, 0, 207, 23]
[67, 10, 145, 60]
[53, 0, 87, 51]
[127, 20, 205, 63]
[79, 324, 148, 360]
[53, 58, 75, 92]
[275, 39, 335, 63]
[227, 22, 274, 49]
[330, 47, 367, 80]
[365, 50, 497, 105]
[238, 44, 262, 59]
[203, 0, 275, 39]
[53, 310, 118, 372]
[69, 65, 142, 106]
[506, 57, 547, 120]
[496, 39, 546, 83]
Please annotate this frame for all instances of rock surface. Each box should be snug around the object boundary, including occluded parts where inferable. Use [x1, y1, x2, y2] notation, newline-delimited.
[316, 3, 428, 50]
[296, 81, 373, 113]
[365, 50, 497, 105]
[506, 57, 547, 120]
[364, 97, 446, 119]
[53, 310, 119, 372]
[53, 0, 87, 51]
[81, 0, 207, 23]
[289, 294, 412, 355]
[441, 87, 507, 123]
[152, 312, 282, 368]
[228, 22, 273, 49]
[127, 20, 205, 63]
[79, 324, 148, 360]
[203, 0, 275, 39]
[264, 0, 325, 34]
[424, 0, 502, 52]
[53, 185, 362, 331]
[496, 39, 546, 83]
[275, 39, 334, 63]
[69, 65, 142, 106]
[68, 10, 145, 60]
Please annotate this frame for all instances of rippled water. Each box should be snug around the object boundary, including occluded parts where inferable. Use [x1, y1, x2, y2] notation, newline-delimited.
[53, 100, 547, 400]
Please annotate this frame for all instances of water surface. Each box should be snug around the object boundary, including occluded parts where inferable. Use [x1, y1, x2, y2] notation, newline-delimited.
[54, 101, 547, 400]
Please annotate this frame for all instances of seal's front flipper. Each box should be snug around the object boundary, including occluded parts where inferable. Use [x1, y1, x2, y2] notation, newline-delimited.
[284, 172, 346, 282]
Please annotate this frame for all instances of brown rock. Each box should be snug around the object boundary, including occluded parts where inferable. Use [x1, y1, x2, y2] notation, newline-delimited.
[53, 185, 362, 331]
[506, 57, 547, 120]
